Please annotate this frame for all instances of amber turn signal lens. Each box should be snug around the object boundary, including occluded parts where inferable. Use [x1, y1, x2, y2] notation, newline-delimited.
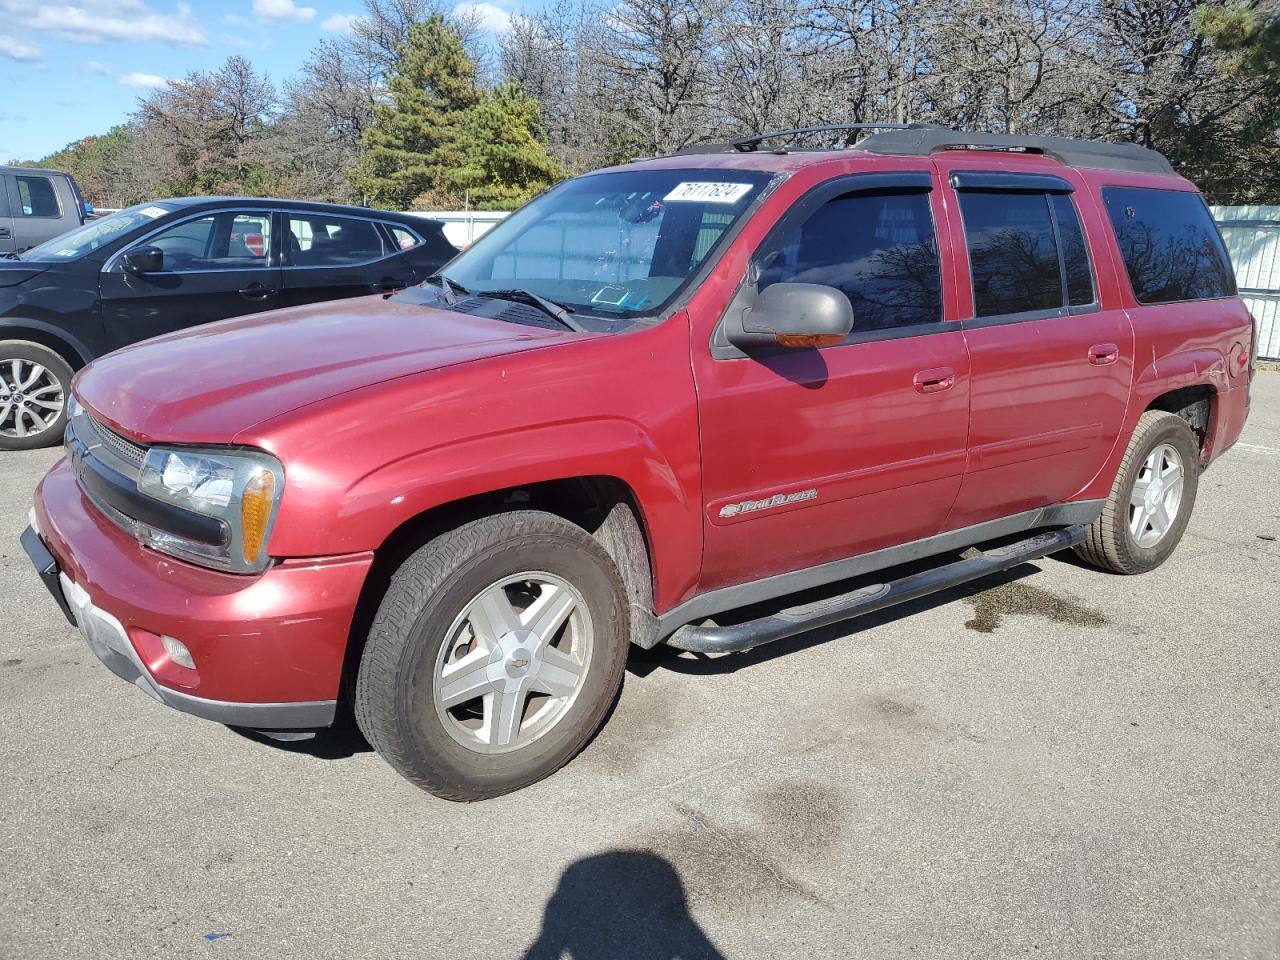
[241, 469, 276, 564]
[775, 334, 846, 348]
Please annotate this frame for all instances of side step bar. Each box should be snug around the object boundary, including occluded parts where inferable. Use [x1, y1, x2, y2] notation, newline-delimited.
[665, 525, 1089, 655]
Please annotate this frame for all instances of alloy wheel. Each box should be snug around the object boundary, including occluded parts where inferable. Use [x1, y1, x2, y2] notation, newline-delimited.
[1129, 442, 1185, 548]
[432, 572, 593, 755]
[0, 359, 64, 440]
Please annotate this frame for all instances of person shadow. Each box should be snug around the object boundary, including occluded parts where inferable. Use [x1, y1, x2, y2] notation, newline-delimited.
[522, 850, 725, 960]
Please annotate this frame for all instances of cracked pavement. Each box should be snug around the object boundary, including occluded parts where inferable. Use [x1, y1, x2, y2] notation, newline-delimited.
[1, 376, 1277, 959]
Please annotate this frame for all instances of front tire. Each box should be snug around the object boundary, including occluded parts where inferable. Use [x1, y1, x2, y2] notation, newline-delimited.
[0, 341, 73, 451]
[1075, 410, 1201, 574]
[354, 511, 629, 800]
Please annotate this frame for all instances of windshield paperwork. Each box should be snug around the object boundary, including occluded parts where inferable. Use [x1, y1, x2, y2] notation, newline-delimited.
[18, 202, 178, 262]
[434, 168, 775, 326]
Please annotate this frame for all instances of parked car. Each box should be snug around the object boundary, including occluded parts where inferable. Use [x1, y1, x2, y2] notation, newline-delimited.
[0, 166, 89, 254]
[0, 197, 458, 449]
[24, 126, 1255, 800]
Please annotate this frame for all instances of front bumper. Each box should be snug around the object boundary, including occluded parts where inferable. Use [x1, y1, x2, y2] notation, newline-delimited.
[28, 457, 374, 729]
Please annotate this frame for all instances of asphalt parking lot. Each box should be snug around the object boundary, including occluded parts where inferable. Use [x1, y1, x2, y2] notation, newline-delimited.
[2, 376, 1278, 960]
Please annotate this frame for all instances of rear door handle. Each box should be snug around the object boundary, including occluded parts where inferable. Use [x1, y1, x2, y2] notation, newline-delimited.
[376, 277, 408, 293]
[0, 227, 10, 239]
[238, 284, 277, 301]
[913, 367, 956, 394]
[1089, 343, 1119, 365]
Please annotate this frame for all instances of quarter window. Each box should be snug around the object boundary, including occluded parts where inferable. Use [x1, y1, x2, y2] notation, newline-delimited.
[1102, 187, 1235, 304]
[14, 176, 60, 218]
[759, 190, 943, 331]
[287, 215, 388, 266]
[387, 225, 420, 251]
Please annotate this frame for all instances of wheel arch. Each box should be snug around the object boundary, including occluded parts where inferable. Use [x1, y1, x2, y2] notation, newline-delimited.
[337, 474, 661, 709]
[0, 318, 93, 371]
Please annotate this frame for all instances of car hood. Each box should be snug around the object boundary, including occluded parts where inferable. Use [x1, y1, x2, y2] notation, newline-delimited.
[0, 260, 51, 287]
[76, 295, 571, 443]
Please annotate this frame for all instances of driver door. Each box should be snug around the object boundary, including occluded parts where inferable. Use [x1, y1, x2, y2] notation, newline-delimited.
[99, 209, 282, 350]
[692, 173, 971, 592]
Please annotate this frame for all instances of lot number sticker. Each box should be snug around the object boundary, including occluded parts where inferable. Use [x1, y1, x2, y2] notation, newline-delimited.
[664, 182, 753, 204]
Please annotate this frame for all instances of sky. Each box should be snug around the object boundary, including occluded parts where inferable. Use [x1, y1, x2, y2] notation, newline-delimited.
[0, 0, 522, 163]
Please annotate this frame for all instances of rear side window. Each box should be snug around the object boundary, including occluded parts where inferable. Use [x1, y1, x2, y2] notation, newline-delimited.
[14, 175, 61, 218]
[1102, 187, 1235, 303]
[959, 191, 1096, 317]
[287, 214, 388, 266]
[758, 190, 942, 331]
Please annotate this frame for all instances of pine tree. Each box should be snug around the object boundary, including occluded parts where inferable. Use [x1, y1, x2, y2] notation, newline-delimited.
[355, 15, 481, 208]
[442, 82, 566, 210]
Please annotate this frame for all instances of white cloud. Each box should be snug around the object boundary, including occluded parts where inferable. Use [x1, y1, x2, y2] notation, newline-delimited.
[86, 60, 114, 75]
[253, 0, 317, 23]
[120, 71, 168, 89]
[321, 12, 360, 33]
[223, 12, 253, 26]
[0, 33, 43, 62]
[0, 0, 207, 46]
[453, 1, 510, 33]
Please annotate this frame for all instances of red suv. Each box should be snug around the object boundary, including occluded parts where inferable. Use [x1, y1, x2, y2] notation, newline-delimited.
[24, 126, 1255, 799]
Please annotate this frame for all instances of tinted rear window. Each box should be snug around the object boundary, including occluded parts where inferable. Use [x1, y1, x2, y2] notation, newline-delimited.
[1102, 187, 1235, 304]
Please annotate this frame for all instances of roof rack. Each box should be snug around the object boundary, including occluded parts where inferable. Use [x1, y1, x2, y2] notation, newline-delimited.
[855, 128, 1174, 176]
[670, 124, 1175, 176]
[672, 122, 941, 156]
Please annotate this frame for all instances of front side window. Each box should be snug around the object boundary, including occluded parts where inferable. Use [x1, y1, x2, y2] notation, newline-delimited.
[442, 168, 774, 320]
[1102, 187, 1235, 304]
[287, 214, 388, 266]
[1053, 194, 1096, 307]
[758, 189, 943, 331]
[134, 210, 271, 272]
[14, 175, 60, 218]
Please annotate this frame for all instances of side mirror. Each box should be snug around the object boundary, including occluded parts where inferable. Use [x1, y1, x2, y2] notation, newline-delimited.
[727, 282, 853, 350]
[122, 246, 164, 275]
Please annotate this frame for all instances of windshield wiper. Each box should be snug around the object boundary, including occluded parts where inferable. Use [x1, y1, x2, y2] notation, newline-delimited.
[0, 252, 21, 260]
[422, 273, 468, 304]
[478, 288, 585, 332]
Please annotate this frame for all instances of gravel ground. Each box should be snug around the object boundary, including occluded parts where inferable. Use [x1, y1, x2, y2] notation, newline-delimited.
[1, 375, 1277, 960]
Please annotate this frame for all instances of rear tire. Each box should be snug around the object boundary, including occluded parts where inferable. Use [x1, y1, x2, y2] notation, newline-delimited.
[354, 510, 629, 800]
[1074, 410, 1200, 574]
[0, 341, 73, 451]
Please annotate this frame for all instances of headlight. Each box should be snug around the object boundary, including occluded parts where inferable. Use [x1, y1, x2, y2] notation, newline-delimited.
[137, 447, 284, 573]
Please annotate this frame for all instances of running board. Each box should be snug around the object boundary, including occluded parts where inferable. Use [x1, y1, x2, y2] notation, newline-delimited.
[665, 525, 1089, 655]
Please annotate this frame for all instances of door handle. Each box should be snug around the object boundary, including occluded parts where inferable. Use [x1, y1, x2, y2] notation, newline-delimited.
[913, 367, 956, 394]
[238, 284, 277, 300]
[376, 278, 407, 293]
[1089, 343, 1119, 365]
[0, 227, 10, 239]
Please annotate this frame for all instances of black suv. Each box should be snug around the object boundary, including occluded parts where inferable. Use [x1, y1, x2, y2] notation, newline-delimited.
[0, 197, 458, 450]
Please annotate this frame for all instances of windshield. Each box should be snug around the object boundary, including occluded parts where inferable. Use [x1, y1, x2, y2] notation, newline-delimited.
[442, 168, 775, 321]
[19, 202, 178, 262]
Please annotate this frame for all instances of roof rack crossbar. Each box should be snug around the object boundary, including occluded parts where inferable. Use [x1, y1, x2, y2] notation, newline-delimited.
[731, 123, 938, 153]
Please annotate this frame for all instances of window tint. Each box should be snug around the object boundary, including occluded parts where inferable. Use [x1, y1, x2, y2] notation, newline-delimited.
[138, 211, 271, 271]
[759, 190, 942, 331]
[1102, 187, 1235, 303]
[960, 192, 1062, 316]
[15, 176, 60, 218]
[287, 215, 387, 266]
[1052, 194, 1095, 307]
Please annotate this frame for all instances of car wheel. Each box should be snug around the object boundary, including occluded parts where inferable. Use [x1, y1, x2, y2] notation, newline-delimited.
[1074, 410, 1201, 574]
[0, 341, 73, 451]
[354, 510, 629, 800]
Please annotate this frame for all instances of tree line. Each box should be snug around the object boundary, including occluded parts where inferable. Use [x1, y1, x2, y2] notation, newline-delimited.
[22, 0, 1280, 209]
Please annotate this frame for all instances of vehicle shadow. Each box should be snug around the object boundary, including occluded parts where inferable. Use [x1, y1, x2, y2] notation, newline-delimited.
[627, 560, 1043, 678]
[226, 717, 373, 759]
[522, 850, 724, 960]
